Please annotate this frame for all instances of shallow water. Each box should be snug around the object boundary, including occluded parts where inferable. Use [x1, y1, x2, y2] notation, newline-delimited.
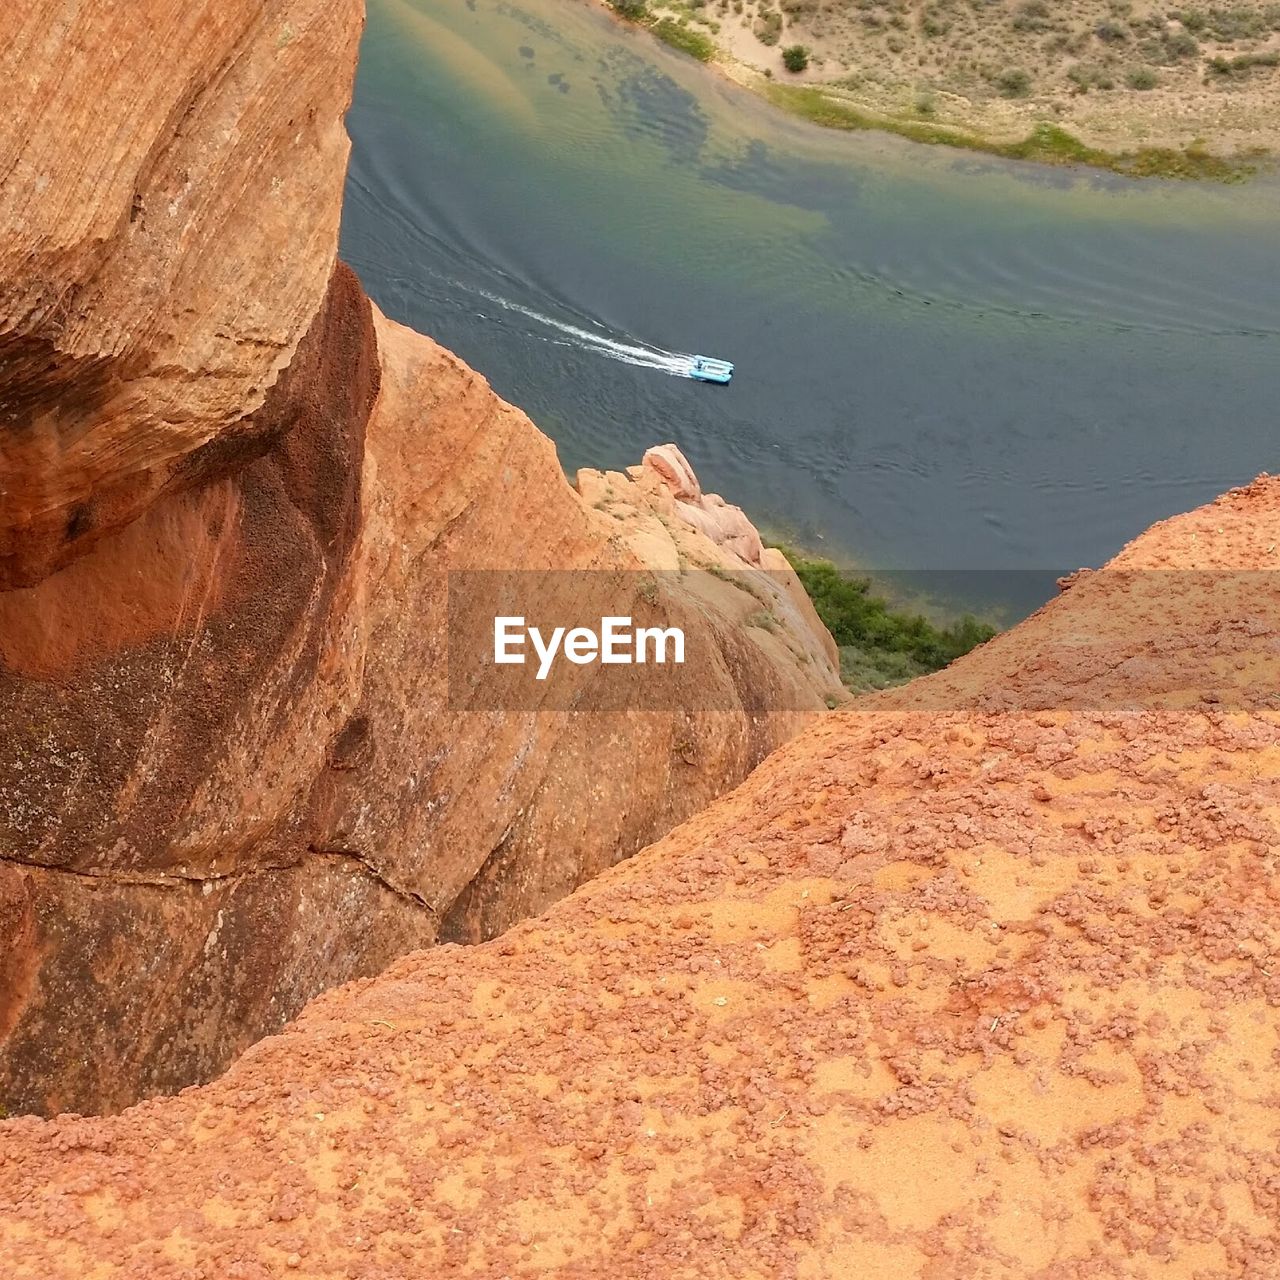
[342, 0, 1280, 607]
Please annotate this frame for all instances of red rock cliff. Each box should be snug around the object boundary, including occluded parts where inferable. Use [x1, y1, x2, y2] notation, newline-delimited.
[0, 1, 841, 1116]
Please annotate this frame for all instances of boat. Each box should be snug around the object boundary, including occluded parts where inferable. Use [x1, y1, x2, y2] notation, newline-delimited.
[689, 355, 733, 385]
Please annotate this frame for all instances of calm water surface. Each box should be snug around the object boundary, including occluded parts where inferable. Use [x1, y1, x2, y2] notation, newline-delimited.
[342, 0, 1280, 610]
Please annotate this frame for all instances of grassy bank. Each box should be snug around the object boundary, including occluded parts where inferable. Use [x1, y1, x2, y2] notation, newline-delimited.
[764, 83, 1264, 181]
[609, 1, 717, 60]
[778, 549, 997, 693]
[602, 0, 1270, 181]
[651, 15, 717, 60]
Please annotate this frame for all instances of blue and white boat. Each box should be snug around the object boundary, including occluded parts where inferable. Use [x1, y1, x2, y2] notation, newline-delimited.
[688, 355, 733, 385]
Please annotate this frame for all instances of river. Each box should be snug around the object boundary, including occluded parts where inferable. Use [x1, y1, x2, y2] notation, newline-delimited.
[341, 0, 1280, 614]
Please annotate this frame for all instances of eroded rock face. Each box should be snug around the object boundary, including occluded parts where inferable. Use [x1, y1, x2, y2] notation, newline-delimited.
[0, 261, 401, 1115]
[0, 0, 365, 588]
[0, 3, 841, 1115]
[2, 480, 1278, 1275]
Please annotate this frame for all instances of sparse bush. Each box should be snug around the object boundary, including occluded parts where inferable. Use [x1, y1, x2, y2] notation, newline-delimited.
[1206, 49, 1280, 76]
[1142, 29, 1200, 61]
[782, 43, 811, 71]
[1167, 5, 1280, 40]
[1094, 20, 1129, 42]
[996, 66, 1033, 96]
[1012, 0, 1052, 32]
[755, 8, 783, 44]
[1068, 62, 1117, 91]
[1200, 6, 1271, 40]
[746, 609, 780, 633]
[1126, 66, 1159, 88]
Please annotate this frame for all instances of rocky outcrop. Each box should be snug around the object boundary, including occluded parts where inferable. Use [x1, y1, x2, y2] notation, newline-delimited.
[0, 0, 365, 588]
[0, 2, 840, 1116]
[574, 443, 839, 672]
[3, 477, 1279, 1275]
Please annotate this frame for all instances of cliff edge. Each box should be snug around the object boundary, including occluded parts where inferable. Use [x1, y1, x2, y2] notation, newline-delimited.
[1, 474, 1277, 1274]
[0, 0, 840, 1116]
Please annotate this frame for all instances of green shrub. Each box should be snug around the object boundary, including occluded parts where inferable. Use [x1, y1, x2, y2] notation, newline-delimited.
[1140, 29, 1199, 62]
[1068, 62, 1116, 90]
[1206, 50, 1280, 76]
[1094, 20, 1129, 41]
[1170, 5, 1280, 40]
[1126, 66, 1159, 88]
[1164, 30, 1201, 58]
[995, 66, 1033, 96]
[1012, 0, 1052, 32]
[779, 551, 997, 687]
[610, 0, 649, 18]
[755, 9, 783, 44]
[782, 43, 811, 71]
[1198, 6, 1273, 40]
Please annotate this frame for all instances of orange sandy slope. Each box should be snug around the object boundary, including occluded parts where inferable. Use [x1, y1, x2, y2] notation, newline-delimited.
[2, 476, 1279, 1277]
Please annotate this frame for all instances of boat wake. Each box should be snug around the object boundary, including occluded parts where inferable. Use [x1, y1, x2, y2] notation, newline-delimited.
[471, 287, 703, 378]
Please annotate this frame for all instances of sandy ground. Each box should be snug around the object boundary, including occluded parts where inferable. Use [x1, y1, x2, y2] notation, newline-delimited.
[625, 0, 1280, 156]
[2, 476, 1279, 1274]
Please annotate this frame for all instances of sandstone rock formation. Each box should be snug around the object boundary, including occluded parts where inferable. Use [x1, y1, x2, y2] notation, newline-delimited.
[0, 0, 366, 588]
[0, 3, 841, 1117]
[7, 4, 1279, 1272]
[3, 475, 1279, 1275]
[575, 443, 839, 673]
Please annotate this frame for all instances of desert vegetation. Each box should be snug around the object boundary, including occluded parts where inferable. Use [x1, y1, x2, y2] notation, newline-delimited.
[611, 0, 1280, 171]
[779, 549, 997, 691]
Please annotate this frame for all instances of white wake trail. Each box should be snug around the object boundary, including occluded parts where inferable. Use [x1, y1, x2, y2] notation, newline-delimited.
[472, 287, 697, 377]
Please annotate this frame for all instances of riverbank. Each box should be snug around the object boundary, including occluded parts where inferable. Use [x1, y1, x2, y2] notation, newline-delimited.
[776, 546, 999, 692]
[599, 0, 1279, 178]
